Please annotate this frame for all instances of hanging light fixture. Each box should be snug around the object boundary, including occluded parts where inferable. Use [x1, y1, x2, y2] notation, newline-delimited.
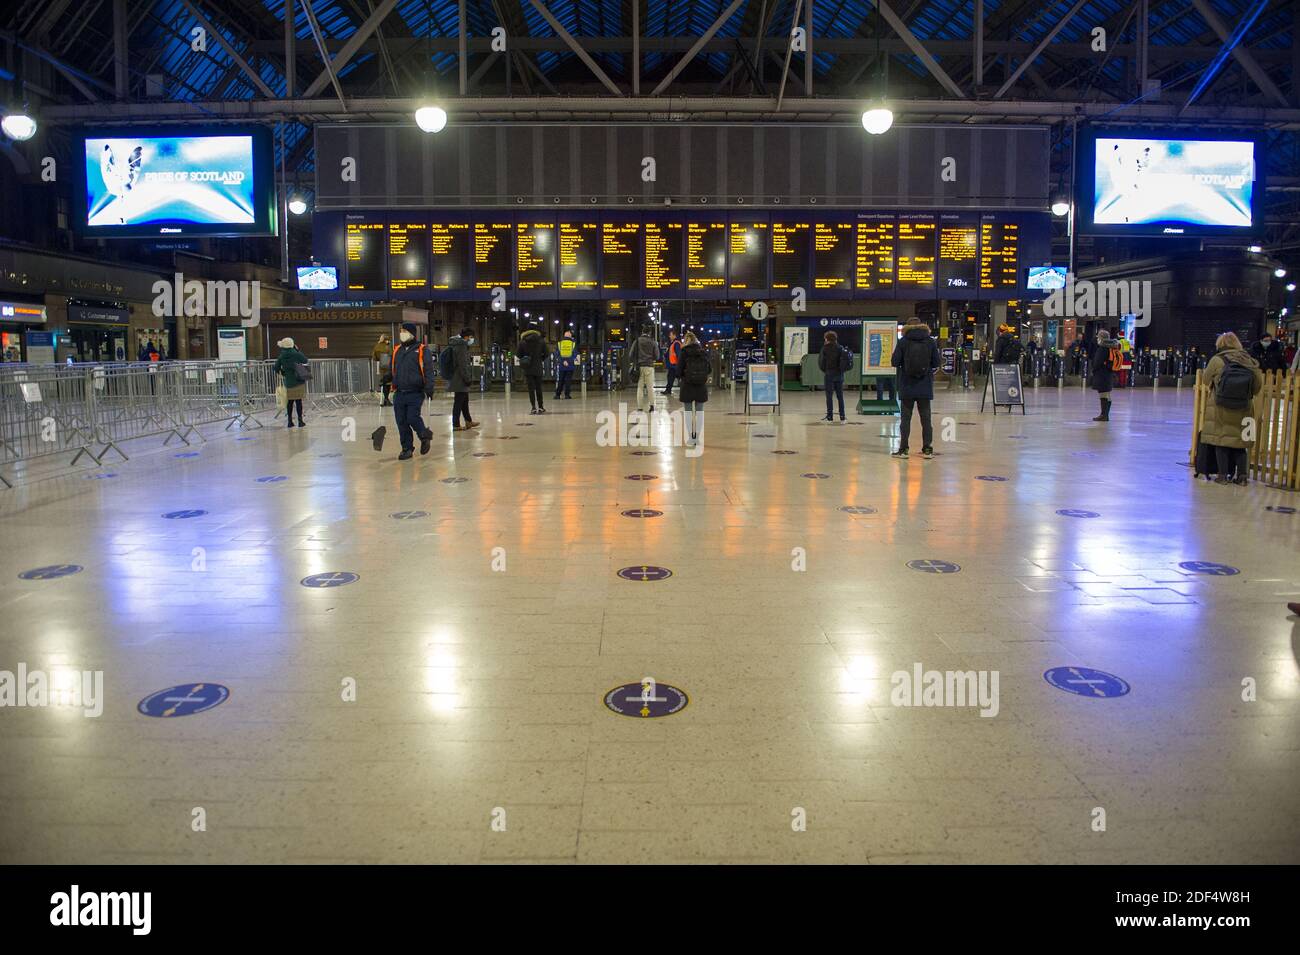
[860, 7, 892, 135]
[413, 0, 447, 133]
[2, 108, 37, 141]
[1050, 195, 1071, 217]
[288, 193, 309, 215]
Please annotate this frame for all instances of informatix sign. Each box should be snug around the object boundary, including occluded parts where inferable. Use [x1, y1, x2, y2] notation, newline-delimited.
[982, 363, 1026, 414]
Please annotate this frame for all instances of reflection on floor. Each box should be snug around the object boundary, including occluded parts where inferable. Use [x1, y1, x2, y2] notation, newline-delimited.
[1, 381, 1298, 863]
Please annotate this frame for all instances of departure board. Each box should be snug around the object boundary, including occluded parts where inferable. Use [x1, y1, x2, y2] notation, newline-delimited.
[812, 219, 854, 291]
[429, 221, 470, 291]
[936, 215, 978, 294]
[345, 220, 386, 292]
[473, 221, 513, 290]
[644, 219, 684, 293]
[388, 221, 428, 292]
[516, 220, 556, 291]
[685, 219, 727, 292]
[894, 215, 936, 292]
[770, 219, 810, 291]
[854, 215, 895, 291]
[558, 219, 599, 292]
[601, 219, 640, 292]
[728, 218, 768, 292]
[979, 215, 1020, 292]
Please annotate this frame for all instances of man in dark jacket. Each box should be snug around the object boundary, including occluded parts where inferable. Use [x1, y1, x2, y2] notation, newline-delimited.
[992, 326, 1023, 366]
[390, 322, 435, 460]
[517, 326, 548, 414]
[1090, 328, 1116, 421]
[1250, 334, 1285, 372]
[630, 327, 658, 414]
[446, 327, 479, 432]
[817, 331, 849, 421]
[890, 321, 942, 458]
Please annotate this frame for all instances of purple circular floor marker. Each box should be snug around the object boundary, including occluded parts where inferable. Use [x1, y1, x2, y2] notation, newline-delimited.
[86, 473, 117, 480]
[162, 509, 207, 519]
[906, 559, 960, 574]
[1178, 561, 1239, 576]
[319, 452, 342, 458]
[839, 505, 877, 515]
[1043, 667, 1130, 699]
[173, 451, 200, 458]
[255, 475, 288, 483]
[1265, 505, 1296, 514]
[621, 508, 663, 519]
[604, 680, 688, 718]
[625, 474, 658, 481]
[630, 450, 659, 456]
[235, 436, 256, 442]
[1008, 435, 1028, 440]
[390, 511, 429, 520]
[1071, 451, 1098, 458]
[1056, 508, 1100, 519]
[516, 422, 534, 426]
[471, 452, 496, 458]
[801, 472, 831, 479]
[975, 475, 1008, 482]
[752, 433, 775, 437]
[772, 449, 797, 455]
[138, 683, 230, 718]
[300, 572, 360, 588]
[440, 477, 469, 484]
[617, 565, 672, 581]
[497, 436, 519, 440]
[18, 564, 83, 580]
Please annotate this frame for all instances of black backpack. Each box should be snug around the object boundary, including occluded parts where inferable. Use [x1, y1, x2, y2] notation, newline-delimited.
[439, 345, 455, 380]
[683, 349, 710, 387]
[293, 359, 312, 382]
[903, 339, 930, 380]
[1215, 359, 1255, 409]
[837, 346, 852, 374]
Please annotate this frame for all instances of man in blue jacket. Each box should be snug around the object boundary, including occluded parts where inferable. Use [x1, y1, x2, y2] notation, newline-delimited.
[890, 319, 942, 459]
[390, 322, 435, 460]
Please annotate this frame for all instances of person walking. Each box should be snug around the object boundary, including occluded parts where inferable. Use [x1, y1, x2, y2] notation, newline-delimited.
[371, 333, 392, 406]
[517, 324, 548, 415]
[444, 327, 480, 432]
[630, 325, 658, 414]
[1200, 331, 1263, 485]
[1090, 329, 1117, 421]
[817, 330, 849, 421]
[663, 330, 682, 397]
[677, 331, 710, 447]
[389, 323, 435, 460]
[890, 320, 941, 459]
[554, 330, 577, 399]
[272, 336, 308, 429]
[1249, 333, 1285, 372]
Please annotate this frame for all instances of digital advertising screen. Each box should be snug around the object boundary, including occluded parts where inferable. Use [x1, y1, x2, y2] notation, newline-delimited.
[1079, 129, 1262, 236]
[345, 220, 387, 292]
[80, 126, 274, 237]
[474, 221, 513, 290]
[728, 218, 768, 293]
[813, 219, 855, 293]
[1026, 266, 1068, 291]
[770, 219, 809, 292]
[936, 215, 979, 295]
[430, 220, 470, 292]
[601, 218, 641, 293]
[559, 218, 600, 295]
[516, 220, 557, 292]
[296, 266, 338, 291]
[388, 221, 429, 292]
[685, 218, 727, 294]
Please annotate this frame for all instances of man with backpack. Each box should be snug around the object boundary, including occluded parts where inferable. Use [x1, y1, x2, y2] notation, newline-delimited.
[663, 330, 682, 397]
[389, 323, 435, 460]
[554, 330, 577, 400]
[992, 325, 1023, 366]
[817, 330, 851, 422]
[516, 325, 548, 414]
[890, 320, 941, 459]
[629, 325, 658, 414]
[1090, 328, 1119, 421]
[442, 327, 479, 432]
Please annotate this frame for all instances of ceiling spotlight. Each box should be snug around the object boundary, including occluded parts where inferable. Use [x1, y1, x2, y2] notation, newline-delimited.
[414, 105, 448, 133]
[1, 110, 37, 141]
[1275, 268, 1288, 278]
[1050, 198, 1070, 217]
[1248, 245, 1262, 253]
[288, 194, 308, 216]
[1286, 283, 1296, 292]
[861, 105, 893, 136]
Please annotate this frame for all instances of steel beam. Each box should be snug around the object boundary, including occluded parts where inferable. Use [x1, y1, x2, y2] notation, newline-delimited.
[285, 0, 295, 98]
[973, 0, 982, 90]
[1187, 0, 1288, 107]
[301, 0, 401, 99]
[113, 0, 128, 99]
[776, 0, 804, 111]
[177, 0, 276, 98]
[0, 31, 107, 102]
[874, 0, 966, 100]
[459, 0, 467, 96]
[300, 0, 348, 109]
[1136, 0, 1148, 92]
[994, 0, 1089, 100]
[632, 0, 639, 96]
[650, 0, 746, 97]
[804, 0, 813, 96]
[529, 0, 622, 96]
[1182, 0, 1270, 112]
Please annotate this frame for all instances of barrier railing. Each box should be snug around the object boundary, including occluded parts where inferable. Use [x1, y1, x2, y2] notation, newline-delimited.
[1190, 369, 1300, 490]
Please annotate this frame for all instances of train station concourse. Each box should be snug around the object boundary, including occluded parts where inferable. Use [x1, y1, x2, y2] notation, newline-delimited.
[1, 0, 1299, 910]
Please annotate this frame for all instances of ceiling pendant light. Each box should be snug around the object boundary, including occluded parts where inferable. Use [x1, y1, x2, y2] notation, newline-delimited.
[414, 105, 447, 133]
[2, 109, 37, 141]
[861, 105, 893, 135]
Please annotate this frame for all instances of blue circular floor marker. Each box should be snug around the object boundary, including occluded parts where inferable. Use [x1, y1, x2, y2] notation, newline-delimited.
[617, 565, 672, 581]
[516, 422, 535, 426]
[440, 477, 469, 484]
[976, 475, 1008, 482]
[301, 572, 360, 588]
[1044, 667, 1130, 699]
[86, 473, 117, 480]
[1008, 435, 1028, 440]
[753, 433, 775, 437]
[1071, 451, 1098, 458]
[471, 452, 495, 458]
[319, 452, 342, 458]
[840, 505, 877, 515]
[1057, 508, 1101, 519]
[390, 511, 429, 520]
[1266, 505, 1296, 514]
[138, 682, 230, 718]
[173, 451, 200, 459]
[621, 508, 663, 519]
[18, 564, 83, 581]
[625, 474, 658, 481]
[907, 559, 961, 574]
[497, 436, 520, 440]
[236, 436, 256, 442]
[255, 475, 288, 483]
[162, 509, 207, 520]
[1178, 561, 1240, 576]
[802, 472, 831, 479]
[604, 681, 688, 718]
[772, 449, 797, 455]
[630, 450, 659, 456]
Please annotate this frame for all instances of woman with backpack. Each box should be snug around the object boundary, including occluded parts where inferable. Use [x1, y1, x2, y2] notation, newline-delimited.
[677, 331, 710, 447]
[1200, 332, 1263, 485]
[817, 331, 849, 422]
[272, 336, 308, 428]
[1090, 329, 1117, 421]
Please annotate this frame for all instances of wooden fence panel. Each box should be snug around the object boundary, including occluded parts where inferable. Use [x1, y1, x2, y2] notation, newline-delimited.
[1189, 370, 1300, 490]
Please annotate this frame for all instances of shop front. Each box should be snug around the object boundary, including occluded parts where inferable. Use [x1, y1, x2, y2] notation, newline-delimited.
[65, 301, 133, 362]
[261, 305, 430, 360]
[1, 299, 48, 362]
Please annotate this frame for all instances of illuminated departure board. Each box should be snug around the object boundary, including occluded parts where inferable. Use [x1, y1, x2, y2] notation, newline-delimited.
[686, 219, 727, 292]
[558, 219, 599, 292]
[813, 220, 854, 291]
[601, 219, 640, 291]
[644, 219, 684, 292]
[345, 220, 386, 291]
[854, 215, 895, 291]
[979, 216, 1020, 292]
[770, 219, 809, 291]
[937, 215, 978, 294]
[728, 218, 768, 292]
[430, 221, 469, 291]
[894, 215, 936, 292]
[474, 221, 513, 290]
[388, 221, 428, 291]
[516, 220, 556, 291]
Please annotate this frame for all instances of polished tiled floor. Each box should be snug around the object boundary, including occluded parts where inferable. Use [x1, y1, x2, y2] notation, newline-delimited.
[2, 377, 1298, 864]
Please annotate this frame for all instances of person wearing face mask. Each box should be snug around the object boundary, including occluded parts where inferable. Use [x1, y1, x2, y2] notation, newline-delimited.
[1249, 333, 1285, 372]
[389, 323, 435, 460]
[443, 326, 480, 432]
